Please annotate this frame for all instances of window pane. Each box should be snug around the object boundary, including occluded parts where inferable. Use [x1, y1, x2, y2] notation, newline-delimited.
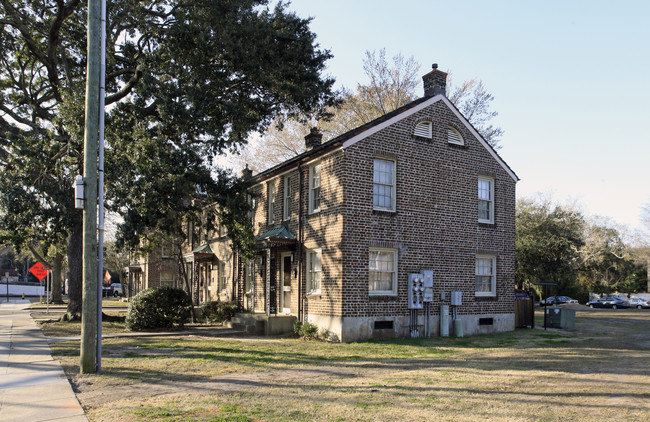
[369, 250, 395, 292]
[478, 200, 490, 220]
[476, 276, 492, 292]
[478, 179, 491, 200]
[373, 159, 394, 209]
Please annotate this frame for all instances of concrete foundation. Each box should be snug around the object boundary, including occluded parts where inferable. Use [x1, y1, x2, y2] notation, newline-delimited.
[307, 312, 515, 342]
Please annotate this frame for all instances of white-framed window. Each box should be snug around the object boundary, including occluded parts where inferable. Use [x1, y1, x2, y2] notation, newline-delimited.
[369, 248, 398, 296]
[476, 255, 496, 297]
[283, 175, 290, 221]
[414, 121, 432, 138]
[373, 158, 395, 211]
[244, 260, 254, 294]
[247, 194, 256, 226]
[218, 261, 227, 292]
[448, 126, 464, 145]
[478, 176, 494, 224]
[306, 248, 322, 294]
[160, 242, 171, 258]
[160, 271, 175, 283]
[309, 163, 321, 213]
[268, 182, 276, 224]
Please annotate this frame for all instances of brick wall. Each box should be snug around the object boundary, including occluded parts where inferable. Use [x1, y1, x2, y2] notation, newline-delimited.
[243, 97, 516, 340]
[341, 101, 516, 321]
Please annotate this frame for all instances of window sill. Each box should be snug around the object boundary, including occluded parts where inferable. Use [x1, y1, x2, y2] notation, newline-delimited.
[475, 294, 497, 301]
[306, 291, 321, 299]
[478, 220, 495, 227]
[369, 293, 398, 300]
[372, 209, 396, 215]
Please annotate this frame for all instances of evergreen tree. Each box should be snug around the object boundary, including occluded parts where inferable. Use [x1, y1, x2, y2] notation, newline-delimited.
[0, 0, 337, 316]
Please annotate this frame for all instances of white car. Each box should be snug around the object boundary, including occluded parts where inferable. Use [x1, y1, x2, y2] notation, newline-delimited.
[628, 297, 649, 309]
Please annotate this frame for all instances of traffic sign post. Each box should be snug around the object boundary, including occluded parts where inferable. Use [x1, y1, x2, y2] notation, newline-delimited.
[29, 262, 48, 281]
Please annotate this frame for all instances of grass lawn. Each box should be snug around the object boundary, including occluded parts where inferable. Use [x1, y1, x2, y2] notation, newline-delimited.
[42, 307, 650, 422]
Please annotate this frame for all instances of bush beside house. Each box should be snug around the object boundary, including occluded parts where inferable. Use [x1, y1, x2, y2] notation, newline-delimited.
[125, 286, 192, 330]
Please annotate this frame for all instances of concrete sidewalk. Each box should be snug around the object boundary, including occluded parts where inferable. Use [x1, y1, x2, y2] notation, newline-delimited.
[0, 300, 87, 422]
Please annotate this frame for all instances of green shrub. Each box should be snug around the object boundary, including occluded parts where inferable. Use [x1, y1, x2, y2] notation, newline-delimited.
[293, 320, 319, 339]
[200, 300, 241, 323]
[125, 286, 192, 331]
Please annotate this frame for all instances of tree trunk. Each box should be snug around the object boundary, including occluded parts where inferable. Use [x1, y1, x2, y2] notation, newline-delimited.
[66, 221, 83, 317]
[50, 251, 64, 303]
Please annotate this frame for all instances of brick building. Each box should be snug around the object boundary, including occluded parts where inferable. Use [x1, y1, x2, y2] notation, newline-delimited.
[150, 64, 518, 342]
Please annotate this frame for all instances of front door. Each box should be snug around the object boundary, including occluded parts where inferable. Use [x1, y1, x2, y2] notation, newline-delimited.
[280, 253, 292, 314]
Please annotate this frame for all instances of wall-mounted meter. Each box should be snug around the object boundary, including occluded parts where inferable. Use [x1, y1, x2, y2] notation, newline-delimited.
[451, 291, 462, 306]
[408, 273, 424, 309]
[409, 270, 435, 309]
[421, 270, 434, 302]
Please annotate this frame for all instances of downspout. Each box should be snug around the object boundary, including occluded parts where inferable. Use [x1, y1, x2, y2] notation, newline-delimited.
[297, 162, 304, 322]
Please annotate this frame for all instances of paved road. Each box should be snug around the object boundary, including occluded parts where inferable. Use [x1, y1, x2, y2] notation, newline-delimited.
[0, 300, 87, 422]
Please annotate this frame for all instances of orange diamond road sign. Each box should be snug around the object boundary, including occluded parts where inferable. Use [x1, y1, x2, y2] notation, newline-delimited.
[29, 262, 48, 281]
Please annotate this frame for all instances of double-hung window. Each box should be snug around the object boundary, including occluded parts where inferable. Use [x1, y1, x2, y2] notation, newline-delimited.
[244, 260, 254, 294]
[268, 182, 276, 224]
[373, 158, 395, 211]
[478, 177, 494, 224]
[309, 163, 321, 213]
[307, 249, 322, 294]
[369, 248, 397, 295]
[283, 176, 290, 221]
[475, 255, 496, 297]
[218, 261, 227, 292]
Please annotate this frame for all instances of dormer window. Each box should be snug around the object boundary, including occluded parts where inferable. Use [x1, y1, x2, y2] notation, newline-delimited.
[414, 121, 432, 139]
[447, 126, 464, 145]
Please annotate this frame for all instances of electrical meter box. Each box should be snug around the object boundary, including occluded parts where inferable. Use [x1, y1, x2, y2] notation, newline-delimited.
[451, 291, 462, 306]
[409, 270, 435, 309]
[408, 273, 424, 309]
[421, 270, 434, 302]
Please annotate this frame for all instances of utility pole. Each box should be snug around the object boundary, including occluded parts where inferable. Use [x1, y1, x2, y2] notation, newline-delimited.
[80, 0, 101, 374]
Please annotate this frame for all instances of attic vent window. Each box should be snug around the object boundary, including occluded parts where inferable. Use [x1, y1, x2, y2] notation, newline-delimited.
[414, 121, 432, 139]
[447, 126, 464, 145]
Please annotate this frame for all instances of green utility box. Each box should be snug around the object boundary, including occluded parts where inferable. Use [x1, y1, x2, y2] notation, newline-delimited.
[545, 307, 576, 329]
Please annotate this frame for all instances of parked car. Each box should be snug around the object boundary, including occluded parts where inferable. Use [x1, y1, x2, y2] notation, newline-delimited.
[109, 283, 124, 297]
[540, 296, 578, 306]
[628, 297, 650, 309]
[586, 297, 630, 309]
[102, 283, 124, 297]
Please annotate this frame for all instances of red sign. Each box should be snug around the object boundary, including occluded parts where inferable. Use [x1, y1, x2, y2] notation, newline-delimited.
[29, 262, 48, 281]
[104, 270, 111, 284]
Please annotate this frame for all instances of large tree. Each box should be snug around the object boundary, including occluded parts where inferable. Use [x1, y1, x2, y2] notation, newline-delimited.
[234, 49, 504, 172]
[578, 218, 637, 294]
[515, 197, 585, 297]
[0, 0, 336, 316]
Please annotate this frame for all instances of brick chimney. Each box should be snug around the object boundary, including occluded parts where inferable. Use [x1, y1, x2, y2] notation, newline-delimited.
[422, 63, 447, 97]
[304, 127, 323, 150]
[241, 164, 253, 179]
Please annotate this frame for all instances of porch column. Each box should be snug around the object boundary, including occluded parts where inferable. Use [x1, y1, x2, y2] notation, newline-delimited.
[265, 248, 270, 316]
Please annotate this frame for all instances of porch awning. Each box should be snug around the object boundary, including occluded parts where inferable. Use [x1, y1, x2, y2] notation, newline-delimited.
[127, 263, 142, 272]
[192, 243, 215, 260]
[255, 226, 296, 244]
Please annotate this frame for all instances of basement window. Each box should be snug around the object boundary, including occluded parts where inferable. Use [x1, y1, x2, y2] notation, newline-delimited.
[479, 317, 494, 326]
[374, 320, 394, 330]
